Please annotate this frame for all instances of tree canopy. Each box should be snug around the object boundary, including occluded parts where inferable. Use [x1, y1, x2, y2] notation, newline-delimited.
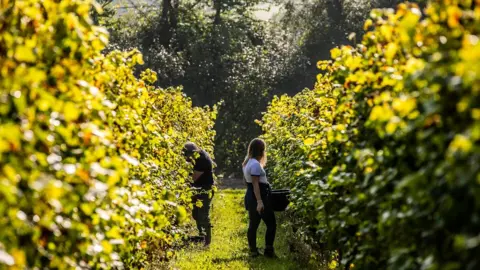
[101, 0, 423, 173]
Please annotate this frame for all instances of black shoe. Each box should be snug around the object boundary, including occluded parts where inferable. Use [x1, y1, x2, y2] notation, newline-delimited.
[188, 236, 205, 243]
[263, 248, 277, 258]
[250, 249, 261, 258]
[204, 240, 211, 247]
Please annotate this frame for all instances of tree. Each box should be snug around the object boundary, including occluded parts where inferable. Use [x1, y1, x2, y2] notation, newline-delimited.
[90, 0, 116, 25]
[103, 0, 423, 173]
[103, 0, 283, 173]
[272, 0, 424, 96]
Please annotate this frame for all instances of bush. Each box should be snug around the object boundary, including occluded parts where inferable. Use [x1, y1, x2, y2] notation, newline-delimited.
[261, 1, 479, 269]
[0, 0, 215, 268]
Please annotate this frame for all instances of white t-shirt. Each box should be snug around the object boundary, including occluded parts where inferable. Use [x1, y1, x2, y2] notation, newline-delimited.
[243, 158, 268, 184]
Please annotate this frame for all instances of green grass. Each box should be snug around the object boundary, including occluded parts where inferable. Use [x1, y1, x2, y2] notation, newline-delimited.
[169, 189, 312, 270]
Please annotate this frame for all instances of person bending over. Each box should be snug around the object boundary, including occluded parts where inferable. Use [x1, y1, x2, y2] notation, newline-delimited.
[183, 142, 214, 247]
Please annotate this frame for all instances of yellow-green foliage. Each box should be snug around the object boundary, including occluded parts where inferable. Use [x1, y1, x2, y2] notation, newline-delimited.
[0, 0, 215, 269]
[261, 1, 479, 269]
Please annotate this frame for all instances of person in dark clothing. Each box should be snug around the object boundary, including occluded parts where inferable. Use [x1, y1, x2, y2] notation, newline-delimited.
[242, 138, 277, 258]
[183, 142, 214, 246]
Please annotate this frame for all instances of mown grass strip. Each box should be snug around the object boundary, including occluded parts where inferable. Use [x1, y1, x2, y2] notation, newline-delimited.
[170, 189, 312, 270]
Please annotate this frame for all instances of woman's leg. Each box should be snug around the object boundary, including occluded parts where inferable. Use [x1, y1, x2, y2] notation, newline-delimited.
[247, 203, 262, 252]
[261, 204, 277, 254]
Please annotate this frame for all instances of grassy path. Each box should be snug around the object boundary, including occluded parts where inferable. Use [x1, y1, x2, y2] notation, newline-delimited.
[170, 189, 307, 270]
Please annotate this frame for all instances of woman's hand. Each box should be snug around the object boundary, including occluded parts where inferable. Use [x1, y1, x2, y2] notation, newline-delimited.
[256, 200, 264, 214]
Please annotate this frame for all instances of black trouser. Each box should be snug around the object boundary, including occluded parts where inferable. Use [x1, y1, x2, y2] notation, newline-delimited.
[192, 189, 214, 245]
[245, 183, 276, 252]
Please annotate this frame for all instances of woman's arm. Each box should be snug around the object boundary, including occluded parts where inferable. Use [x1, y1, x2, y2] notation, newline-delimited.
[252, 176, 264, 213]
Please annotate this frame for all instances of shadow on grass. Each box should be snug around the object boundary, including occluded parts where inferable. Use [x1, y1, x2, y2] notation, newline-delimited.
[218, 188, 246, 194]
[211, 254, 249, 264]
[170, 189, 323, 270]
[211, 252, 302, 269]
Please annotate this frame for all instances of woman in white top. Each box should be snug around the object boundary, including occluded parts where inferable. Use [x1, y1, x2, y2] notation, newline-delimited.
[243, 138, 277, 258]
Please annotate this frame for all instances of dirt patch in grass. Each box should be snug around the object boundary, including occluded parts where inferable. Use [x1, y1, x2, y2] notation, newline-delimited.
[216, 178, 246, 189]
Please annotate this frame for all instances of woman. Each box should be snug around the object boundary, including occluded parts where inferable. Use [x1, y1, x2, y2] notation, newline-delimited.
[243, 138, 277, 258]
[183, 142, 214, 247]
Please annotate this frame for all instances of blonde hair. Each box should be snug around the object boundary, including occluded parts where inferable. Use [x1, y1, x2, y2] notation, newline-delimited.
[242, 138, 267, 167]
